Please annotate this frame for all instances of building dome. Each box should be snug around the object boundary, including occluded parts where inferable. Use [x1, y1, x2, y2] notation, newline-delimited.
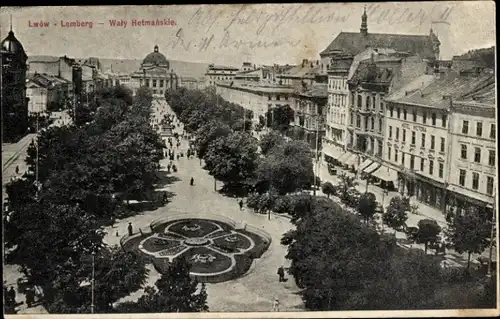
[142, 45, 168, 66]
[1, 31, 27, 58]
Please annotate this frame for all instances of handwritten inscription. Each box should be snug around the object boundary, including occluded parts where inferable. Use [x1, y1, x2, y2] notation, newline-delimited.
[164, 28, 301, 53]
[366, 3, 453, 26]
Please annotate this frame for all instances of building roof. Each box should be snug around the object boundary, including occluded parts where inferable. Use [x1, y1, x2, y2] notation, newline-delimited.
[279, 61, 322, 79]
[298, 84, 328, 98]
[386, 72, 495, 109]
[349, 60, 395, 88]
[142, 45, 169, 66]
[320, 32, 435, 60]
[27, 73, 70, 88]
[217, 82, 294, 94]
[208, 64, 239, 71]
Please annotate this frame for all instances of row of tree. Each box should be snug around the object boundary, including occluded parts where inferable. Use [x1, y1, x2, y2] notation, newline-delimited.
[4, 86, 207, 313]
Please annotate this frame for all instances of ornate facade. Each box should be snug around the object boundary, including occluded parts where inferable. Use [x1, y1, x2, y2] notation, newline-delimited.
[131, 45, 179, 96]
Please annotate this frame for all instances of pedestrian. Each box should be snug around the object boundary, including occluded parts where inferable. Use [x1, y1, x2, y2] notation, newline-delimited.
[127, 222, 133, 236]
[272, 298, 280, 312]
[190, 177, 194, 186]
[7, 286, 16, 305]
[15, 165, 19, 174]
[167, 164, 171, 172]
[239, 199, 244, 210]
[277, 266, 285, 282]
[25, 287, 35, 308]
[177, 154, 180, 160]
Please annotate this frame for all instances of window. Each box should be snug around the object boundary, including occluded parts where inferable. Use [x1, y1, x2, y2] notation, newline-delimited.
[397, 108, 401, 118]
[410, 155, 415, 170]
[152, 80, 157, 87]
[429, 160, 434, 175]
[431, 113, 436, 125]
[462, 120, 469, 134]
[420, 158, 425, 171]
[371, 117, 374, 130]
[476, 122, 483, 137]
[389, 126, 392, 138]
[413, 111, 417, 122]
[268, 95, 271, 100]
[378, 118, 382, 132]
[423, 112, 427, 124]
[285, 96, 288, 101]
[472, 172, 479, 190]
[365, 117, 369, 130]
[350, 112, 354, 125]
[442, 115, 447, 127]
[378, 142, 382, 156]
[459, 169, 466, 186]
[395, 150, 398, 163]
[421, 133, 426, 147]
[390, 107, 393, 117]
[487, 176, 494, 195]
[396, 128, 400, 140]
[489, 150, 496, 166]
[411, 131, 416, 145]
[403, 109, 407, 120]
[380, 102, 384, 113]
[461, 144, 467, 159]
[440, 137, 445, 152]
[356, 115, 361, 128]
[439, 163, 444, 178]
[160, 80, 164, 87]
[351, 93, 354, 106]
[145, 79, 150, 86]
[388, 146, 392, 160]
[401, 153, 405, 165]
[402, 129, 406, 142]
[430, 135, 435, 150]
[490, 124, 496, 139]
[366, 96, 371, 110]
[474, 147, 481, 163]
[277, 95, 281, 100]
[357, 95, 362, 108]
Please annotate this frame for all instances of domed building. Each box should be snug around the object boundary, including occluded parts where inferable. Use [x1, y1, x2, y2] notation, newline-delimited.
[1, 27, 29, 142]
[130, 45, 179, 97]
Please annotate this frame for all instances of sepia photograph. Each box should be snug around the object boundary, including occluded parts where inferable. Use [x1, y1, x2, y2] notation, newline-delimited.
[1, 2, 497, 318]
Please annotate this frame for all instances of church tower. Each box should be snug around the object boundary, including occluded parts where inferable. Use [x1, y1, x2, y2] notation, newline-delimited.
[360, 6, 368, 36]
[1, 16, 29, 142]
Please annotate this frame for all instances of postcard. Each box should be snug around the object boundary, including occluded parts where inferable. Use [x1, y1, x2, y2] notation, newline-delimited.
[1, 2, 498, 318]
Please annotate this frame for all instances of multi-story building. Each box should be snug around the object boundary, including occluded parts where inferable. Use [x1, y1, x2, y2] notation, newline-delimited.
[1, 27, 29, 142]
[130, 45, 179, 97]
[26, 73, 72, 113]
[322, 54, 352, 162]
[319, 7, 440, 172]
[447, 72, 495, 216]
[179, 77, 204, 90]
[28, 55, 75, 83]
[205, 64, 238, 87]
[383, 68, 494, 211]
[293, 84, 327, 148]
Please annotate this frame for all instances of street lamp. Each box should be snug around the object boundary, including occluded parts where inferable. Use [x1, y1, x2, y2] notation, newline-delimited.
[312, 114, 320, 198]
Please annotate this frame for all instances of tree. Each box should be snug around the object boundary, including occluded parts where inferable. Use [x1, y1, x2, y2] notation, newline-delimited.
[204, 131, 258, 189]
[321, 182, 336, 199]
[383, 196, 409, 233]
[115, 257, 208, 313]
[358, 192, 377, 223]
[259, 130, 285, 155]
[267, 104, 294, 132]
[415, 219, 442, 254]
[446, 207, 491, 269]
[195, 121, 231, 160]
[256, 140, 314, 195]
[337, 173, 358, 201]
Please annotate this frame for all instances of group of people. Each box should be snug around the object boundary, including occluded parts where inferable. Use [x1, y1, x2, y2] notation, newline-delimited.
[4, 284, 36, 311]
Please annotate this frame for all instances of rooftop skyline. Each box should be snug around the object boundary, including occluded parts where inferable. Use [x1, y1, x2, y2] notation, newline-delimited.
[1, 3, 496, 66]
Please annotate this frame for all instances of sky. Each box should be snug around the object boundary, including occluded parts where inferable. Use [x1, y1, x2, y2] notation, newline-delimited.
[0, 2, 496, 67]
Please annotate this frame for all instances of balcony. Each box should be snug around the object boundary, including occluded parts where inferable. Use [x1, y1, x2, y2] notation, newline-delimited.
[358, 108, 370, 114]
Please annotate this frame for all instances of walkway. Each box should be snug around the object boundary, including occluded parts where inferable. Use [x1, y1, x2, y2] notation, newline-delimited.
[105, 98, 303, 312]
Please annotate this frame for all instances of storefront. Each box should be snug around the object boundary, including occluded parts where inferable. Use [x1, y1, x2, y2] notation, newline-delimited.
[371, 165, 398, 190]
[398, 172, 447, 211]
[445, 185, 494, 219]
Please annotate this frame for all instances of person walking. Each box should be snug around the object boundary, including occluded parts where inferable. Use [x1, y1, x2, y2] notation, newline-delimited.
[15, 165, 19, 174]
[272, 298, 280, 312]
[277, 266, 285, 282]
[239, 199, 244, 211]
[25, 287, 35, 308]
[7, 286, 16, 306]
[190, 177, 194, 186]
[127, 222, 133, 236]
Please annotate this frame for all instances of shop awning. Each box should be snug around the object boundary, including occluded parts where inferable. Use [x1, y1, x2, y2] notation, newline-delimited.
[371, 166, 398, 182]
[344, 153, 358, 166]
[358, 159, 373, 172]
[323, 144, 345, 160]
[364, 162, 381, 174]
[337, 152, 351, 163]
[446, 184, 494, 207]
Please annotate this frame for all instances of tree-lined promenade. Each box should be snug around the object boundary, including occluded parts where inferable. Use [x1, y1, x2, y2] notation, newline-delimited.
[4, 86, 207, 314]
[166, 87, 496, 310]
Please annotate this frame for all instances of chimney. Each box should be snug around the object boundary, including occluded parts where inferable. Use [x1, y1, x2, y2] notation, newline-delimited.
[433, 63, 440, 79]
[302, 59, 308, 67]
